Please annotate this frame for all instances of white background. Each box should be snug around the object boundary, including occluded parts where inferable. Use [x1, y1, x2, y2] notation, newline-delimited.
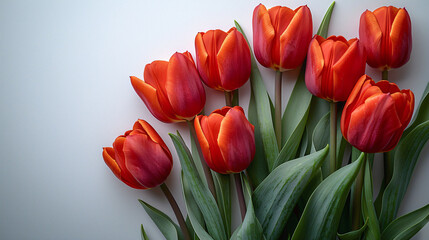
[1, 0, 428, 239]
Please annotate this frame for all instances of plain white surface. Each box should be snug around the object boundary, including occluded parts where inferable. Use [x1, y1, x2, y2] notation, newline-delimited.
[1, 0, 428, 239]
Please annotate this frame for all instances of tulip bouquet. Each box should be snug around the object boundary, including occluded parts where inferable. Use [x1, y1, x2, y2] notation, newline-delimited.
[102, 2, 429, 240]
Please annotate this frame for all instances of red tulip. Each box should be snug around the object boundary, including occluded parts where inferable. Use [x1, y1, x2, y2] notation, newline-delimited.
[131, 52, 206, 123]
[359, 6, 412, 70]
[194, 106, 255, 174]
[195, 28, 251, 91]
[102, 119, 173, 189]
[341, 75, 414, 153]
[252, 4, 312, 71]
[305, 35, 366, 102]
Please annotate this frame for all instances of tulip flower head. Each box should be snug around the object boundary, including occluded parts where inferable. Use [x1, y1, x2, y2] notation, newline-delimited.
[359, 6, 412, 70]
[252, 4, 313, 71]
[341, 75, 414, 153]
[195, 27, 251, 91]
[305, 35, 366, 102]
[102, 120, 173, 189]
[194, 106, 255, 174]
[131, 52, 206, 123]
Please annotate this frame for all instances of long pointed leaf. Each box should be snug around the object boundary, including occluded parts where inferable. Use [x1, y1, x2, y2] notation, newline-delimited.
[362, 158, 381, 240]
[170, 132, 227, 240]
[291, 153, 365, 240]
[337, 218, 368, 240]
[247, 88, 269, 187]
[235, 20, 279, 171]
[254, 146, 329, 240]
[382, 204, 429, 240]
[379, 121, 429, 230]
[213, 172, 231, 236]
[139, 200, 184, 240]
[181, 171, 213, 240]
[231, 199, 264, 240]
[141, 224, 149, 240]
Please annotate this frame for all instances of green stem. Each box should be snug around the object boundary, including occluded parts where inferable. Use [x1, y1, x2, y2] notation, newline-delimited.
[160, 183, 191, 240]
[382, 69, 388, 80]
[382, 69, 393, 184]
[187, 120, 217, 202]
[330, 101, 337, 173]
[352, 153, 367, 230]
[225, 91, 233, 107]
[275, 71, 283, 150]
[234, 173, 246, 221]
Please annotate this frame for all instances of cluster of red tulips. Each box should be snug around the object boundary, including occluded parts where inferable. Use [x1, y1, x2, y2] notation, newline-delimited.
[102, 3, 428, 240]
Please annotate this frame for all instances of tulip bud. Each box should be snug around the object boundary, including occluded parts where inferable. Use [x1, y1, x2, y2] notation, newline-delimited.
[131, 52, 206, 123]
[305, 35, 366, 102]
[195, 28, 251, 91]
[252, 4, 313, 71]
[194, 106, 255, 174]
[359, 6, 412, 70]
[102, 120, 173, 189]
[341, 75, 414, 153]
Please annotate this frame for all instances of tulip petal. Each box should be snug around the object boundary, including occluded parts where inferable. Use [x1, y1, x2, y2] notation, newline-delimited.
[268, 6, 295, 68]
[341, 75, 372, 139]
[123, 134, 172, 189]
[359, 10, 383, 68]
[133, 119, 172, 158]
[165, 53, 206, 119]
[332, 39, 366, 101]
[194, 115, 219, 172]
[305, 37, 325, 99]
[143, 62, 179, 120]
[195, 32, 212, 87]
[347, 94, 402, 153]
[279, 5, 312, 70]
[217, 28, 251, 91]
[218, 108, 255, 173]
[103, 146, 146, 189]
[389, 8, 412, 68]
[130, 76, 180, 123]
[103, 147, 121, 180]
[202, 113, 227, 173]
[253, 4, 275, 68]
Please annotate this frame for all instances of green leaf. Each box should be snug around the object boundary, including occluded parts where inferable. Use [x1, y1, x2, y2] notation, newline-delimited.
[181, 171, 213, 240]
[312, 112, 330, 178]
[362, 158, 381, 240]
[190, 127, 207, 188]
[139, 200, 184, 240]
[247, 88, 269, 188]
[235, 20, 279, 171]
[306, 97, 330, 155]
[231, 199, 265, 240]
[316, 1, 336, 37]
[170, 132, 227, 240]
[403, 82, 429, 137]
[382, 204, 429, 240]
[213, 172, 231, 236]
[291, 153, 365, 240]
[273, 66, 311, 168]
[141, 224, 149, 240]
[253, 146, 329, 240]
[379, 120, 429, 230]
[337, 218, 368, 240]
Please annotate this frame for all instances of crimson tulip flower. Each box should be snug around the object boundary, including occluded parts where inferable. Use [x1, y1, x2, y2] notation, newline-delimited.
[131, 52, 206, 123]
[305, 35, 366, 102]
[194, 106, 255, 174]
[252, 4, 312, 71]
[102, 119, 173, 189]
[341, 75, 414, 153]
[359, 6, 412, 70]
[195, 27, 251, 91]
